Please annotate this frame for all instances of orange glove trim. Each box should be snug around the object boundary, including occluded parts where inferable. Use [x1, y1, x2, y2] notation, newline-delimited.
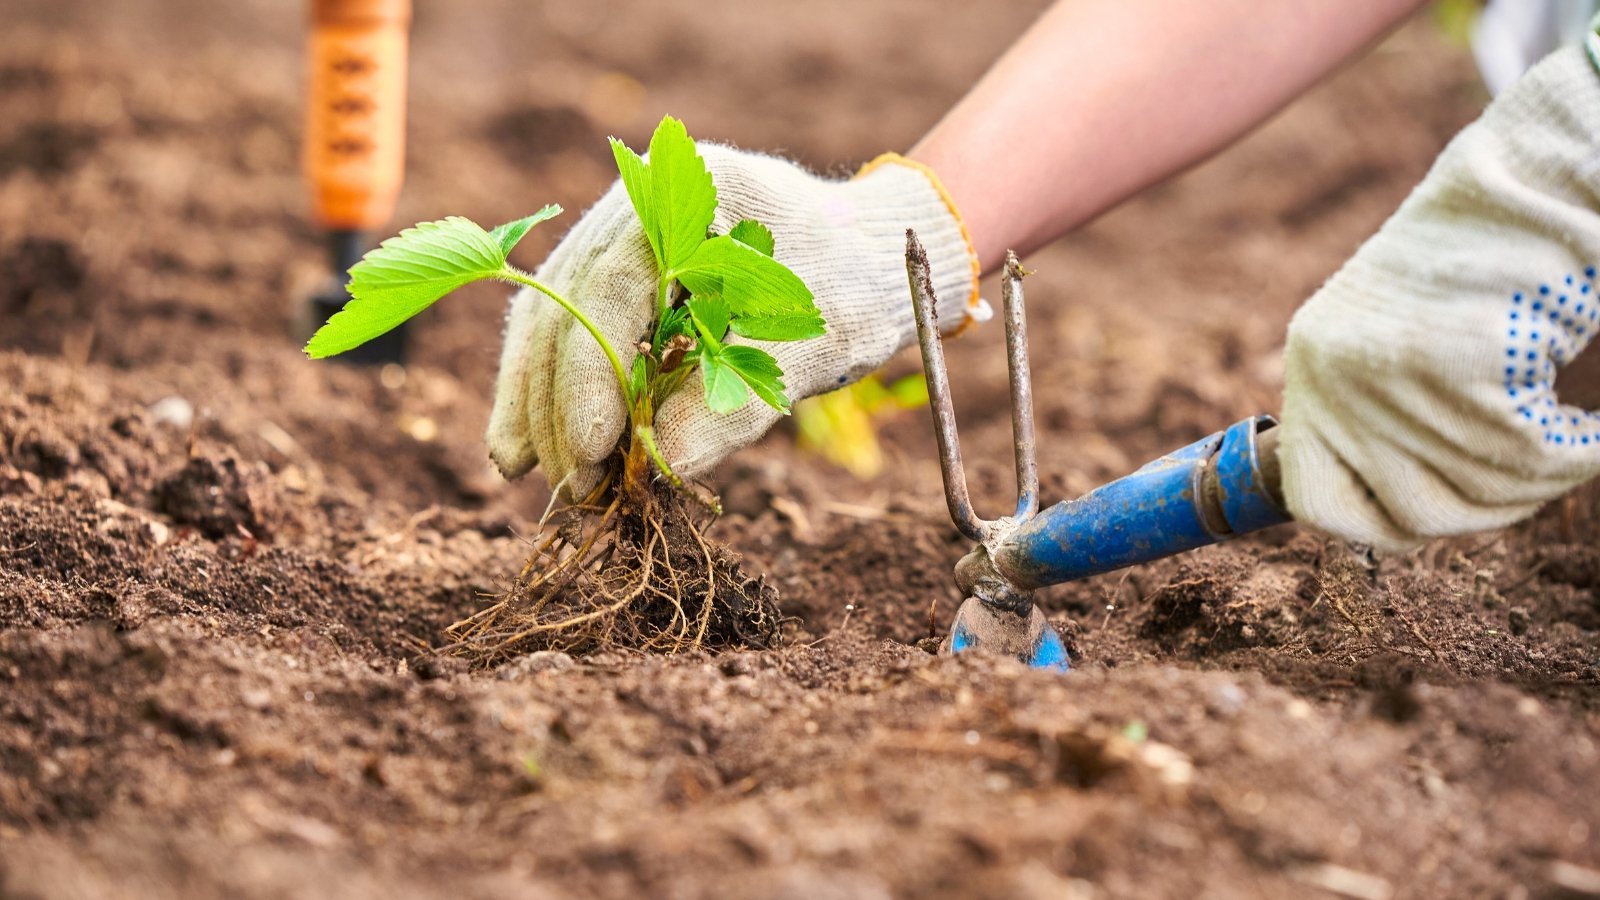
[857, 152, 983, 334]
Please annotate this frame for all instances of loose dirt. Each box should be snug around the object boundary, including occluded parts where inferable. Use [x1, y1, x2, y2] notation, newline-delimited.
[1, 2, 1597, 898]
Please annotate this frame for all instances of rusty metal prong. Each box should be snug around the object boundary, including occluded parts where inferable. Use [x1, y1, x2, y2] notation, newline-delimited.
[1002, 251, 1039, 520]
[906, 229, 990, 543]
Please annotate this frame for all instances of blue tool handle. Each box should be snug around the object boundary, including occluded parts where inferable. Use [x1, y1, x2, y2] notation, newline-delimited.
[991, 416, 1290, 588]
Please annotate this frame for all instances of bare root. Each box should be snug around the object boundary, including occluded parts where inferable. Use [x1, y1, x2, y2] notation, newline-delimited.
[446, 482, 780, 664]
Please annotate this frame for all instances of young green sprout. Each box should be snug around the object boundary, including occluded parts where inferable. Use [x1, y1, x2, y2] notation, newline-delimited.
[307, 115, 826, 496]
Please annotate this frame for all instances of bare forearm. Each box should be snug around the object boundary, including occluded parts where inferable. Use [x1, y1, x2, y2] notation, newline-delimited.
[910, 0, 1431, 271]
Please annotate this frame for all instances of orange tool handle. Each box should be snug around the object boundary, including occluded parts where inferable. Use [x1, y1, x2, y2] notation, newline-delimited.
[304, 0, 411, 231]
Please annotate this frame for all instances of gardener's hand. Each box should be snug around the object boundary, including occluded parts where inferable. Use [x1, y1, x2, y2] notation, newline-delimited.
[1279, 45, 1600, 552]
[487, 146, 981, 499]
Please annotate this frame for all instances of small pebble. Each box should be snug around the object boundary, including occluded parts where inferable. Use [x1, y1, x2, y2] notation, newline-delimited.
[497, 650, 575, 680]
[148, 395, 194, 429]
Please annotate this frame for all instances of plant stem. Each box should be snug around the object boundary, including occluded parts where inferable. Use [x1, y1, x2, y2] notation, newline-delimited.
[501, 267, 633, 403]
[656, 277, 672, 326]
[634, 424, 682, 490]
[636, 424, 723, 516]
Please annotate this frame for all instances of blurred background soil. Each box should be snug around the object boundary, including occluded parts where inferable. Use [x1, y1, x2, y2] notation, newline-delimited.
[1, 1, 1598, 898]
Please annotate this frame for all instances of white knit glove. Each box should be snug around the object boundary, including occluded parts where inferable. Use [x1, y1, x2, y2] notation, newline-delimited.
[1280, 45, 1600, 552]
[486, 147, 981, 498]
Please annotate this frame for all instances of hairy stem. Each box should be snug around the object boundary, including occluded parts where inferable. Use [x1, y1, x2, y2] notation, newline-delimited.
[501, 267, 633, 404]
[634, 424, 683, 491]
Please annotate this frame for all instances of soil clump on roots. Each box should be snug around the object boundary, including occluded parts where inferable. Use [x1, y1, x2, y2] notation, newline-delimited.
[448, 481, 782, 661]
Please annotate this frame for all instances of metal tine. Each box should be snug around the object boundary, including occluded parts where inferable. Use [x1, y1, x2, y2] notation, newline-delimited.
[907, 233, 1040, 537]
[906, 229, 990, 543]
[1002, 252, 1039, 521]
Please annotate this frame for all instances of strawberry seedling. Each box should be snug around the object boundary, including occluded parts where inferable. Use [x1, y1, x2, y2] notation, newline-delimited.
[308, 116, 824, 659]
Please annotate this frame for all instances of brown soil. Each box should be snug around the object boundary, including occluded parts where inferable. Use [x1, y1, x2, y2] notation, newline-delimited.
[2, 3, 1598, 898]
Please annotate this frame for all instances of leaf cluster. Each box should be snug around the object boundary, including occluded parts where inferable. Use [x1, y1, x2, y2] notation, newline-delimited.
[611, 116, 823, 414]
[304, 115, 827, 425]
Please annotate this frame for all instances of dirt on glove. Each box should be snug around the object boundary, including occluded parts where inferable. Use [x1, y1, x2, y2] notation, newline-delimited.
[2, 2, 1598, 899]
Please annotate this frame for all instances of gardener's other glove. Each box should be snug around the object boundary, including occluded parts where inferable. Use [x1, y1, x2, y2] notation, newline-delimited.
[1280, 44, 1600, 552]
[487, 147, 981, 499]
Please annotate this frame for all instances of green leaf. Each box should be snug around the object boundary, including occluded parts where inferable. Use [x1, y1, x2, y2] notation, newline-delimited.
[609, 117, 716, 273]
[721, 345, 791, 413]
[630, 354, 648, 399]
[687, 295, 730, 345]
[699, 351, 750, 414]
[672, 235, 817, 319]
[728, 219, 774, 257]
[488, 204, 563, 258]
[652, 305, 692, 353]
[728, 310, 825, 342]
[647, 116, 717, 270]
[610, 137, 656, 267]
[305, 216, 505, 359]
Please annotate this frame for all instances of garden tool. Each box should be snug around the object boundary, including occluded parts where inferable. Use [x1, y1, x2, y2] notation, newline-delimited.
[303, 0, 411, 364]
[904, 230, 1292, 672]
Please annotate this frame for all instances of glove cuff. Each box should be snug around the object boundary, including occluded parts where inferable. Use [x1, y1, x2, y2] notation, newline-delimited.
[855, 153, 987, 334]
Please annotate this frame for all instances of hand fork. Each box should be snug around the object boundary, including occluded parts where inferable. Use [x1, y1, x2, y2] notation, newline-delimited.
[904, 230, 1293, 671]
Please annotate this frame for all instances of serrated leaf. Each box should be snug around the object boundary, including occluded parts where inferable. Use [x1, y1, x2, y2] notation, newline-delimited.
[721, 345, 790, 413]
[672, 235, 817, 319]
[306, 216, 505, 359]
[728, 219, 774, 257]
[488, 204, 563, 257]
[652, 305, 692, 353]
[687, 295, 730, 344]
[648, 116, 717, 271]
[610, 137, 657, 267]
[699, 351, 750, 414]
[720, 344, 783, 379]
[728, 310, 825, 342]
